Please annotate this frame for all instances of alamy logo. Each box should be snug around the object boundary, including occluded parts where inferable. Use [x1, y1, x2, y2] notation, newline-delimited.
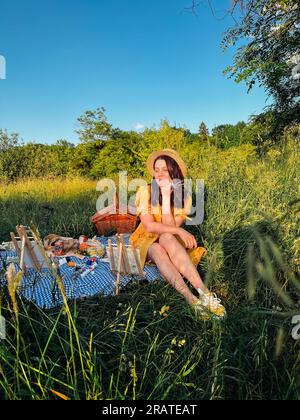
[0, 55, 6, 79]
[95, 171, 205, 225]
[0, 315, 6, 340]
[291, 315, 300, 341]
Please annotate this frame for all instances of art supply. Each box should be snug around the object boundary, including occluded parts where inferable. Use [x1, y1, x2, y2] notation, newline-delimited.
[58, 257, 68, 266]
[86, 257, 97, 266]
[80, 262, 97, 278]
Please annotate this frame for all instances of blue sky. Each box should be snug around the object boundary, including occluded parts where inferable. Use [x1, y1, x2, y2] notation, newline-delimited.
[0, 0, 272, 144]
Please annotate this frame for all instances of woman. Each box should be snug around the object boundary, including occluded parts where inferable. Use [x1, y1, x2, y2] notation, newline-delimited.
[129, 149, 226, 320]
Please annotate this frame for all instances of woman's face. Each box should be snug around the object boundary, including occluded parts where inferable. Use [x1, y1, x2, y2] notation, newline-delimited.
[154, 159, 172, 186]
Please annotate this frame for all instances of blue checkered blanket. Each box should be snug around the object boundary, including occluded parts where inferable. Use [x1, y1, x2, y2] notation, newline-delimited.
[0, 234, 162, 309]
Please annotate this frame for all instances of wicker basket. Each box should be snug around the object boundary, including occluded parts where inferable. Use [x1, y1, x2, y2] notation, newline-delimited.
[90, 193, 138, 236]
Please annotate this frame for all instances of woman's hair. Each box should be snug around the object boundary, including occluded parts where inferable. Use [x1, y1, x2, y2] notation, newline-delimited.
[149, 154, 185, 209]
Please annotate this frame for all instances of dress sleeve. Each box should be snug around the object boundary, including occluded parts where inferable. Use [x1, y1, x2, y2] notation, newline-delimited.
[135, 185, 151, 216]
[173, 193, 193, 221]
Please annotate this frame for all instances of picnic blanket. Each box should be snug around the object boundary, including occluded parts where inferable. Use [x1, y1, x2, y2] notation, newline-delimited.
[0, 234, 162, 309]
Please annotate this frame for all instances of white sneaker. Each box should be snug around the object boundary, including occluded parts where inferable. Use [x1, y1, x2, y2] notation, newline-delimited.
[191, 288, 227, 320]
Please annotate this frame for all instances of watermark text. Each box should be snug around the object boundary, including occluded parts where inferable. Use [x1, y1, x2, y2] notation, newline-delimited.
[95, 172, 205, 225]
[0, 315, 6, 340]
[0, 55, 6, 80]
[291, 315, 300, 340]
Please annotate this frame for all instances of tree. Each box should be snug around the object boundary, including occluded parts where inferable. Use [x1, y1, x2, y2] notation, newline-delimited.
[55, 139, 75, 148]
[198, 122, 210, 144]
[70, 140, 105, 176]
[0, 140, 77, 181]
[76, 107, 121, 143]
[0, 129, 21, 152]
[211, 121, 247, 148]
[222, 0, 300, 134]
[186, 0, 246, 18]
[142, 119, 187, 158]
[49, 141, 75, 176]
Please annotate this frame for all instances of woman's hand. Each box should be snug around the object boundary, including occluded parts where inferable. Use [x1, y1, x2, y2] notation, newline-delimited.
[157, 179, 172, 196]
[176, 227, 197, 249]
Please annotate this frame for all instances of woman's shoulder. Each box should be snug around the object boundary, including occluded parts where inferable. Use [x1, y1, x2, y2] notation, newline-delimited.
[136, 184, 151, 195]
[139, 183, 151, 190]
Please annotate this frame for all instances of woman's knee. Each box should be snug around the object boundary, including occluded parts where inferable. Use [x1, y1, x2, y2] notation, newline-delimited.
[147, 242, 168, 261]
[159, 233, 180, 251]
[159, 232, 176, 246]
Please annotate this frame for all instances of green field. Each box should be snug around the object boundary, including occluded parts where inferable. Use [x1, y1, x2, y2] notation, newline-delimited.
[0, 138, 299, 400]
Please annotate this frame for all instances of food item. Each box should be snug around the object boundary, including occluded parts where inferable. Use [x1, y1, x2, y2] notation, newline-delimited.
[44, 235, 79, 252]
[79, 238, 105, 258]
[79, 242, 88, 252]
[54, 240, 65, 256]
[79, 235, 88, 244]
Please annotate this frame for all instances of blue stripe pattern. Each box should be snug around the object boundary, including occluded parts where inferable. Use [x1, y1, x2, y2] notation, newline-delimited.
[0, 234, 162, 309]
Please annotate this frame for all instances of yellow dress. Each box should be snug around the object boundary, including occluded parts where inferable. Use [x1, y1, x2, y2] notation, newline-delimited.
[129, 185, 206, 268]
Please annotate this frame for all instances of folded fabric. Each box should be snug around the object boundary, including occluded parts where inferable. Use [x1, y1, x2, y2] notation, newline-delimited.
[43, 234, 79, 253]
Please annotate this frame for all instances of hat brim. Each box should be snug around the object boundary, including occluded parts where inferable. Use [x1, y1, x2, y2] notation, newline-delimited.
[146, 149, 187, 178]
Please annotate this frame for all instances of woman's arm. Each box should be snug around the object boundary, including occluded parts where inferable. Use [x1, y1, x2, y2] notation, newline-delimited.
[140, 214, 179, 235]
[161, 201, 185, 228]
[160, 188, 187, 228]
[134, 183, 196, 246]
[161, 193, 176, 227]
[140, 214, 197, 248]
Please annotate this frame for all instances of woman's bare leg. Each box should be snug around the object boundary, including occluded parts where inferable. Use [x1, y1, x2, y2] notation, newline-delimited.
[147, 243, 198, 304]
[158, 233, 209, 294]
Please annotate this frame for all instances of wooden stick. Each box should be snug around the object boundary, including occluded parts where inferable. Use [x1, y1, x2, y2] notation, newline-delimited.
[10, 232, 21, 257]
[119, 234, 130, 275]
[14, 236, 35, 240]
[19, 235, 26, 272]
[10, 232, 27, 274]
[30, 227, 54, 271]
[116, 241, 123, 295]
[116, 235, 121, 269]
[24, 227, 42, 271]
[16, 226, 41, 271]
[128, 245, 137, 275]
[107, 239, 115, 272]
[132, 245, 144, 276]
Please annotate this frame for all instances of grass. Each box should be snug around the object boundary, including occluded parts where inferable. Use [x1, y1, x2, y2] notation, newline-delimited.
[0, 137, 299, 400]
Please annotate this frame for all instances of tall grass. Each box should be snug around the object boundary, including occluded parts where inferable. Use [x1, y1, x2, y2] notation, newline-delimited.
[0, 137, 299, 400]
[0, 177, 98, 240]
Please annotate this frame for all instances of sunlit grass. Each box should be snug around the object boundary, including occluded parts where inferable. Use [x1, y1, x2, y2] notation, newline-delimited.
[0, 177, 96, 199]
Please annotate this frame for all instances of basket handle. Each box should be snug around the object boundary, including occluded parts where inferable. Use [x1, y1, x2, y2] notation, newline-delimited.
[114, 191, 129, 213]
[114, 191, 119, 208]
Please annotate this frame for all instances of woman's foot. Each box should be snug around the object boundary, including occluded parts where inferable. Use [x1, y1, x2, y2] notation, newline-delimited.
[191, 288, 227, 321]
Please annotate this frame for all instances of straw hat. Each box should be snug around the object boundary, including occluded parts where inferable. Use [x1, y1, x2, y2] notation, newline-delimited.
[146, 148, 187, 178]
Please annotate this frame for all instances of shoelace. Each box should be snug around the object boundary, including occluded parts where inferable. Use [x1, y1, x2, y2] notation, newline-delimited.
[196, 289, 224, 309]
[201, 292, 222, 304]
[208, 293, 222, 304]
[202, 294, 225, 314]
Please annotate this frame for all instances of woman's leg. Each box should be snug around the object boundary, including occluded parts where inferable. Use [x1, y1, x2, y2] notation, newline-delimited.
[147, 242, 198, 304]
[158, 233, 209, 294]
